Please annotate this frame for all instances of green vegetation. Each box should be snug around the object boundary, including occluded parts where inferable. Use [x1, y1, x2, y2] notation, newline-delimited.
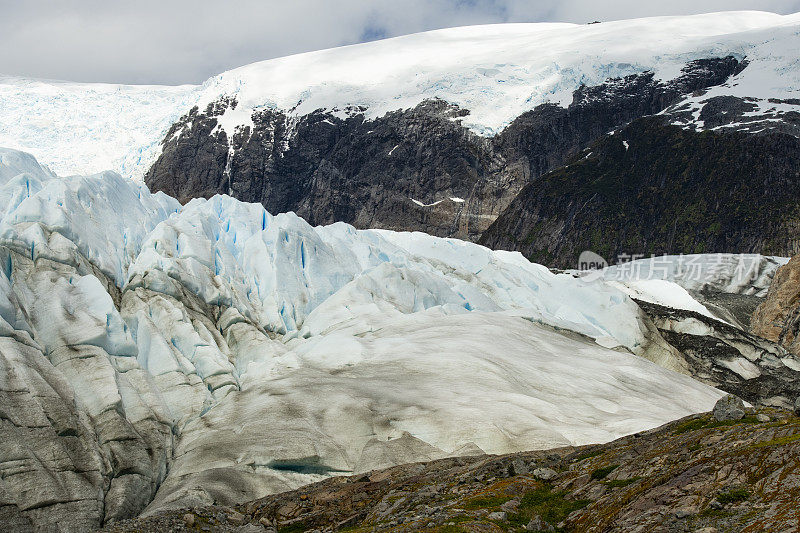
[527, 247, 555, 265]
[430, 514, 475, 532]
[752, 433, 800, 448]
[277, 523, 308, 533]
[505, 485, 590, 531]
[523, 221, 545, 244]
[574, 449, 604, 462]
[674, 418, 708, 434]
[674, 416, 758, 435]
[437, 525, 467, 533]
[496, 116, 800, 268]
[716, 487, 750, 505]
[707, 416, 759, 429]
[699, 508, 735, 519]
[590, 464, 619, 480]
[605, 477, 641, 488]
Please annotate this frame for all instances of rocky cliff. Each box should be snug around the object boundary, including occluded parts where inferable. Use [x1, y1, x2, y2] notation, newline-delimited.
[146, 55, 800, 268]
[145, 58, 748, 243]
[751, 254, 800, 355]
[480, 117, 800, 267]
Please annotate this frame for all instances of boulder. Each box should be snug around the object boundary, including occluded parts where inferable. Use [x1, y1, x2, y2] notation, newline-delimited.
[510, 458, 530, 476]
[527, 515, 555, 531]
[532, 467, 558, 481]
[713, 395, 746, 421]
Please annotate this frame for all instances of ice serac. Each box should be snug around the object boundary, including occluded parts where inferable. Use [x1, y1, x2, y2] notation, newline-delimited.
[0, 149, 180, 530]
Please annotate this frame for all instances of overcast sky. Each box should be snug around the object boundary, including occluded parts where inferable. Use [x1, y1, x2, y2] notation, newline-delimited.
[2, 0, 799, 85]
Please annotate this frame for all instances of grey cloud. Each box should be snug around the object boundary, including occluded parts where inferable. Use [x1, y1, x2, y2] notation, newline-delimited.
[0, 0, 798, 85]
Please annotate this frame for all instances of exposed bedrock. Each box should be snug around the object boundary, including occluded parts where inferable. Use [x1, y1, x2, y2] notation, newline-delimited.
[146, 57, 747, 245]
[480, 118, 800, 267]
[751, 254, 800, 356]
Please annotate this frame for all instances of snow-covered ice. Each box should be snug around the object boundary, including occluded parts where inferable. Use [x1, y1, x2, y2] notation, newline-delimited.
[199, 11, 800, 137]
[0, 76, 198, 179]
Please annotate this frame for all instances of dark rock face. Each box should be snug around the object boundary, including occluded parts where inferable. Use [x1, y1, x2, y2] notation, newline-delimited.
[149, 99, 508, 241]
[690, 288, 764, 331]
[146, 57, 747, 243]
[495, 57, 747, 179]
[751, 254, 800, 355]
[636, 299, 800, 409]
[480, 118, 800, 267]
[668, 94, 800, 136]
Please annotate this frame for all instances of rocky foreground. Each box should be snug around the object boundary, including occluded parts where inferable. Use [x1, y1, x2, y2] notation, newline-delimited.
[103, 404, 800, 533]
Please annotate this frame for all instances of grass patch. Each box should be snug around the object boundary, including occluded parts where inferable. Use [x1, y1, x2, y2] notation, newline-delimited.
[505, 485, 590, 530]
[590, 464, 619, 480]
[432, 515, 474, 532]
[605, 477, 641, 488]
[574, 449, 604, 462]
[462, 494, 513, 510]
[699, 508, 735, 519]
[752, 433, 800, 448]
[674, 419, 707, 434]
[674, 416, 758, 435]
[278, 523, 307, 533]
[716, 488, 750, 505]
[436, 526, 468, 533]
[707, 416, 759, 429]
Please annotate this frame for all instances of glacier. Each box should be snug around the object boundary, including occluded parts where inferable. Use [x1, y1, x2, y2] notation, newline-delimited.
[0, 147, 752, 529]
[2, 11, 799, 180]
[0, 76, 197, 180]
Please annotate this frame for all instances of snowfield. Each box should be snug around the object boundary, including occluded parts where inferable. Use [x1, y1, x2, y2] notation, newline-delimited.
[1, 11, 799, 179]
[0, 147, 744, 518]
